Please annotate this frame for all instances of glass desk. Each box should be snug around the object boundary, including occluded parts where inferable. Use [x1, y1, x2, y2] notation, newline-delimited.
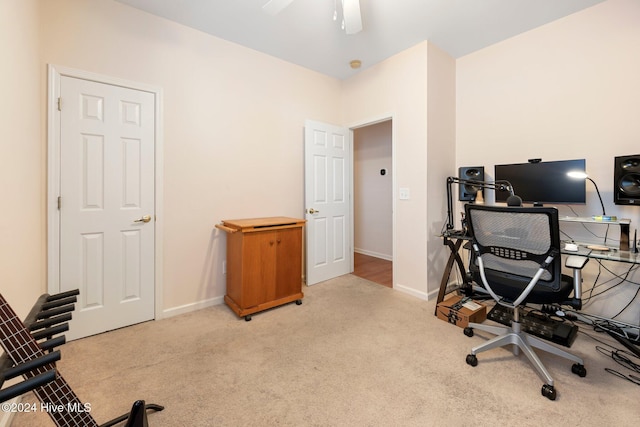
[438, 221, 640, 353]
[437, 234, 640, 312]
[561, 243, 640, 263]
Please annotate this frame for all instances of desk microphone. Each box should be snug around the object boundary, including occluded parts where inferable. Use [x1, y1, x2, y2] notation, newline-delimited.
[507, 194, 523, 207]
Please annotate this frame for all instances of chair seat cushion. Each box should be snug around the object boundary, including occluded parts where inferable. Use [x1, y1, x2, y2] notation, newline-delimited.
[471, 270, 574, 305]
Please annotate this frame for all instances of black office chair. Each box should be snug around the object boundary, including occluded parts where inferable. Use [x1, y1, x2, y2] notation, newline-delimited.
[463, 204, 587, 400]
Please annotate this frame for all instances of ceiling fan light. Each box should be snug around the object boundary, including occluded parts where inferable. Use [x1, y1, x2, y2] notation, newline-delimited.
[342, 0, 362, 34]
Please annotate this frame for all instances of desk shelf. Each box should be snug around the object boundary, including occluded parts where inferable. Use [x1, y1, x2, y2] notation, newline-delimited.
[560, 216, 631, 251]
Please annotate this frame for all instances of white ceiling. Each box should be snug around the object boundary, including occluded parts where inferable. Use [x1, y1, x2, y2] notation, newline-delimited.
[115, 0, 604, 80]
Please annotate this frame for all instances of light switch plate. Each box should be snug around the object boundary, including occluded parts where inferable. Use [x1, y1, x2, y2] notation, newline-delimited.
[399, 187, 410, 200]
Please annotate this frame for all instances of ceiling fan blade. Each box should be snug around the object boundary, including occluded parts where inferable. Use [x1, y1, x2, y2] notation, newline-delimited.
[262, 0, 295, 16]
[342, 0, 362, 34]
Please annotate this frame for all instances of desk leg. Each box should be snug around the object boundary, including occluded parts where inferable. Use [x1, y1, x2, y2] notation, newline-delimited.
[435, 239, 465, 315]
[620, 222, 630, 251]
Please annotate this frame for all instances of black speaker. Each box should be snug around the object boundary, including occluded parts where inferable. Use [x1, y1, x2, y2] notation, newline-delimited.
[614, 155, 640, 205]
[458, 166, 484, 201]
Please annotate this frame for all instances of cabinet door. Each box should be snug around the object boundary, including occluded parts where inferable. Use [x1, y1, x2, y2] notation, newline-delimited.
[275, 227, 303, 299]
[242, 231, 278, 307]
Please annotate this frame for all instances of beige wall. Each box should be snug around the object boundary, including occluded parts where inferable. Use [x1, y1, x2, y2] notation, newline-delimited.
[9, 0, 627, 323]
[1, 0, 342, 317]
[426, 43, 456, 294]
[343, 41, 456, 299]
[40, 0, 343, 313]
[0, 0, 44, 318]
[456, 0, 640, 322]
[343, 43, 429, 298]
[2, 0, 454, 321]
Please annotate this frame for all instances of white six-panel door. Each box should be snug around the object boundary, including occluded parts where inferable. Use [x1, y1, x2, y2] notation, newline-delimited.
[58, 76, 156, 339]
[304, 120, 351, 285]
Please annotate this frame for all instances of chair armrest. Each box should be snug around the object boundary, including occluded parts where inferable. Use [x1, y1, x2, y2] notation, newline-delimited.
[565, 255, 589, 269]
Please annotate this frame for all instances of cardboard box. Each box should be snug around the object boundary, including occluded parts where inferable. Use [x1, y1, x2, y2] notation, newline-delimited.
[436, 295, 487, 328]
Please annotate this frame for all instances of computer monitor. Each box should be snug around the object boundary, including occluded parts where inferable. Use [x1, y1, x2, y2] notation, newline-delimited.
[494, 159, 586, 205]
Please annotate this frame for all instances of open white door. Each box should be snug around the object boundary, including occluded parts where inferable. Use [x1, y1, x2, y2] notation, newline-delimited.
[304, 120, 351, 285]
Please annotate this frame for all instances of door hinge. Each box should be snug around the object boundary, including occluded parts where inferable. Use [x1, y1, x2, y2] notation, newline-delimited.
[57, 97, 62, 111]
[57, 196, 61, 210]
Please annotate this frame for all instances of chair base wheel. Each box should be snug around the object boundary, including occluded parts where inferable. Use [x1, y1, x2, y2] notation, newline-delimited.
[295, 299, 302, 305]
[244, 315, 252, 321]
[463, 327, 474, 337]
[541, 384, 556, 400]
[466, 354, 478, 367]
[571, 363, 587, 377]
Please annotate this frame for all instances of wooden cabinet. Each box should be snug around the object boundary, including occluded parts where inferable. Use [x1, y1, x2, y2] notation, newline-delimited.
[216, 217, 306, 320]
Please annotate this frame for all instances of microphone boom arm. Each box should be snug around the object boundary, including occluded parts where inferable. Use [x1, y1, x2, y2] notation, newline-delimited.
[445, 177, 515, 231]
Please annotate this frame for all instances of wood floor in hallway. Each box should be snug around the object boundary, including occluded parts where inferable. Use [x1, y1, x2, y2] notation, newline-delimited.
[353, 252, 392, 288]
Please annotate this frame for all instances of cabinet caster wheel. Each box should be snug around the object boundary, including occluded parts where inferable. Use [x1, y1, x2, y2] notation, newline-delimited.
[541, 384, 556, 400]
[295, 299, 302, 305]
[571, 363, 587, 377]
[244, 315, 252, 322]
[463, 327, 474, 337]
[466, 354, 478, 367]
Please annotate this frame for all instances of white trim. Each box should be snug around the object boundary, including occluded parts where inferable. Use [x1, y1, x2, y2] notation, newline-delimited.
[162, 296, 225, 319]
[397, 283, 430, 300]
[46, 64, 165, 322]
[354, 248, 392, 261]
[346, 113, 394, 130]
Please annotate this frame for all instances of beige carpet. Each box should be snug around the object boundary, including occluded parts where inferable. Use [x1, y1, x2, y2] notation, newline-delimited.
[11, 275, 639, 426]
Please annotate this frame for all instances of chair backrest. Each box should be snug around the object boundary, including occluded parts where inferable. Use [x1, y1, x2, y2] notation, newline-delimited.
[465, 204, 562, 302]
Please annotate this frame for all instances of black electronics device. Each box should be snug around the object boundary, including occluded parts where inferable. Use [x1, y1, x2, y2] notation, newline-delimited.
[614, 154, 640, 205]
[458, 166, 485, 201]
[494, 159, 586, 205]
[487, 304, 578, 347]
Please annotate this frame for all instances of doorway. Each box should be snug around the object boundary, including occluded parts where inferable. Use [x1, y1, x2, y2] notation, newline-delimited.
[352, 119, 393, 288]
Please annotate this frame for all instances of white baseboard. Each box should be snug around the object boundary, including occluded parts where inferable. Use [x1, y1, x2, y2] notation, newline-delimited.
[354, 248, 393, 261]
[395, 283, 429, 300]
[162, 295, 224, 319]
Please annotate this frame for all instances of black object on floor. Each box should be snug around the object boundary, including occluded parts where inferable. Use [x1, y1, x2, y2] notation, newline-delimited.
[487, 304, 579, 347]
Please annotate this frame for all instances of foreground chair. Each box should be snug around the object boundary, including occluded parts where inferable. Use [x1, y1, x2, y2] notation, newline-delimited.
[463, 204, 587, 400]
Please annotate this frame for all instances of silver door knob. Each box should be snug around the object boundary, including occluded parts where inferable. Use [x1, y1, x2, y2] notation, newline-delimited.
[308, 208, 320, 214]
[134, 215, 152, 223]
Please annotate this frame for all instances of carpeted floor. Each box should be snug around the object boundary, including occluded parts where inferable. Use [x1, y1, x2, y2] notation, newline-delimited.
[10, 274, 640, 426]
